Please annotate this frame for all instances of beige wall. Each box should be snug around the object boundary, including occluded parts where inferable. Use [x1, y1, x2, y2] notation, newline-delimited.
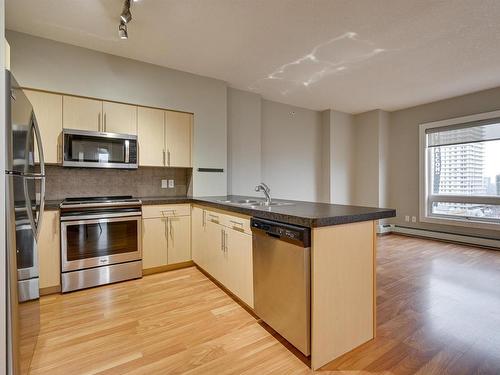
[227, 87, 262, 196]
[6, 30, 228, 197]
[261, 99, 323, 201]
[328, 110, 355, 205]
[389, 86, 500, 239]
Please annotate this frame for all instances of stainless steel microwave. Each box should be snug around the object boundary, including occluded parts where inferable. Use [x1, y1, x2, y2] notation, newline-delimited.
[62, 129, 138, 169]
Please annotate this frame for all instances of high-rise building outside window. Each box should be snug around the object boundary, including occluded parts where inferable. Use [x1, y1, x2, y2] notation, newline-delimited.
[420, 111, 500, 229]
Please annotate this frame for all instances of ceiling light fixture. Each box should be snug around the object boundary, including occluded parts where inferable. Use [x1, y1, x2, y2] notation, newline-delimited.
[120, 0, 132, 23]
[118, 20, 128, 39]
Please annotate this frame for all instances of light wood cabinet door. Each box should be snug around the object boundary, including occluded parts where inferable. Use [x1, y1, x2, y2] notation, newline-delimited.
[63, 96, 103, 131]
[167, 216, 191, 264]
[38, 210, 61, 289]
[165, 111, 192, 167]
[191, 207, 207, 268]
[138, 107, 165, 166]
[5, 39, 10, 70]
[205, 220, 225, 281]
[142, 218, 168, 269]
[226, 229, 254, 308]
[102, 101, 137, 135]
[25, 90, 63, 164]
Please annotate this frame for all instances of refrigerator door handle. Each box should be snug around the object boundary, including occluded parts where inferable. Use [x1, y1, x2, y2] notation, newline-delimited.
[24, 112, 46, 240]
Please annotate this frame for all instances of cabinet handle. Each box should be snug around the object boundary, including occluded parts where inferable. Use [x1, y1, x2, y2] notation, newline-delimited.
[221, 229, 224, 252]
[169, 219, 173, 240]
[225, 231, 228, 252]
[165, 219, 168, 247]
[104, 112, 107, 132]
[167, 150, 171, 166]
[98, 113, 101, 132]
[163, 150, 166, 166]
[230, 220, 243, 226]
[202, 210, 206, 227]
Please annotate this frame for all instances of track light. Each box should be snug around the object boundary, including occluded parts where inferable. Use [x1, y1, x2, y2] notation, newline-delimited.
[120, 0, 132, 23]
[118, 21, 128, 39]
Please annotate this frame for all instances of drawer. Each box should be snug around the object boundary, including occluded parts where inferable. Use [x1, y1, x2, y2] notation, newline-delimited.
[223, 214, 251, 235]
[142, 204, 191, 219]
[205, 209, 225, 224]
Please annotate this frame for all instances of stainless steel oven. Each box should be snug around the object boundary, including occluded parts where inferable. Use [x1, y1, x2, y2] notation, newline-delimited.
[60, 196, 143, 292]
[62, 129, 138, 169]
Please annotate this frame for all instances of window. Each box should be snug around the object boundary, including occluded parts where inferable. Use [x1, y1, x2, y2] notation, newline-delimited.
[420, 111, 500, 229]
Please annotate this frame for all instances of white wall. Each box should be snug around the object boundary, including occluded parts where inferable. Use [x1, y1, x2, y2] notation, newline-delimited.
[6, 30, 228, 197]
[227, 88, 261, 196]
[261, 99, 322, 201]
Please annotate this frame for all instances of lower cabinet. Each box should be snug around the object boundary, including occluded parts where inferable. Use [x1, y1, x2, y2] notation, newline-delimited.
[38, 210, 61, 292]
[142, 205, 191, 270]
[192, 206, 254, 308]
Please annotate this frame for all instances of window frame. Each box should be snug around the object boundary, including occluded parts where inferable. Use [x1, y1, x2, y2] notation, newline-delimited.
[419, 110, 500, 230]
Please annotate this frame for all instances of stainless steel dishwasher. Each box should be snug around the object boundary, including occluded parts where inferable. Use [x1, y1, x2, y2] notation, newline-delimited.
[251, 217, 311, 356]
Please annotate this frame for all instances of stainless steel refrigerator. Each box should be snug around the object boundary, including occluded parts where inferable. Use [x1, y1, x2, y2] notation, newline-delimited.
[5, 70, 46, 374]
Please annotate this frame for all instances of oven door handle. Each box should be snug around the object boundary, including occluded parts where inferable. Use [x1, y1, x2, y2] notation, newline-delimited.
[60, 214, 142, 225]
[60, 212, 142, 222]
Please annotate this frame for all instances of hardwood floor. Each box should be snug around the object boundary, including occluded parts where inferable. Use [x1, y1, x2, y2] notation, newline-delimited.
[29, 234, 500, 374]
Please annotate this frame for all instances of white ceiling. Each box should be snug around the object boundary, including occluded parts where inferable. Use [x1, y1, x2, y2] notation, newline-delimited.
[6, 0, 500, 113]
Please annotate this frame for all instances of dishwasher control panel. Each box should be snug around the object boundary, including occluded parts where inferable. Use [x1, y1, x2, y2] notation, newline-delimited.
[251, 218, 311, 247]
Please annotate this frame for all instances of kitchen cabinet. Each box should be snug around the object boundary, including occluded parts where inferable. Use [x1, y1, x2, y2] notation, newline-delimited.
[167, 216, 191, 264]
[63, 96, 103, 132]
[137, 107, 165, 167]
[38, 210, 61, 293]
[142, 217, 168, 269]
[191, 206, 254, 308]
[191, 206, 207, 268]
[165, 111, 192, 167]
[141, 204, 191, 270]
[5, 39, 10, 70]
[102, 101, 137, 135]
[225, 227, 253, 307]
[25, 90, 63, 164]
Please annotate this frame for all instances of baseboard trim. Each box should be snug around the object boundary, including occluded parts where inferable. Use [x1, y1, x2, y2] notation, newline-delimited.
[386, 225, 500, 249]
[142, 261, 194, 276]
[40, 285, 61, 296]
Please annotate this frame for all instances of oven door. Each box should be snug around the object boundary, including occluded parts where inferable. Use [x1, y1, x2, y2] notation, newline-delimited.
[61, 215, 142, 272]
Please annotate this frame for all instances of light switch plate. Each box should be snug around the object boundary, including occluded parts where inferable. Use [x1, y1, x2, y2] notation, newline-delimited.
[161, 179, 169, 189]
[168, 179, 175, 188]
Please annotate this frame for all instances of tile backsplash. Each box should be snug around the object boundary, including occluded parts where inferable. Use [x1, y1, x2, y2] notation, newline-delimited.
[43, 165, 192, 200]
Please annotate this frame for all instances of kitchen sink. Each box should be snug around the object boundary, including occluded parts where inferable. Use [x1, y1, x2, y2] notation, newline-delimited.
[217, 199, 294, 207]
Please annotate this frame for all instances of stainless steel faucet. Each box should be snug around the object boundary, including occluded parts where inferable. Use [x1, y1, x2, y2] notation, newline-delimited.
[255, 183, 272, 205]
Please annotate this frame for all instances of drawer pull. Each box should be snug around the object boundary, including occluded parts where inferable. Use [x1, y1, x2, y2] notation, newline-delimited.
[229, 220, 243, 226]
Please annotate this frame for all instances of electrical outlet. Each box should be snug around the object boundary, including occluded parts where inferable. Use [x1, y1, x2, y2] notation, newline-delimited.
[168, 179, 175, 188]
[161, 179, 169, 189]
[411, 216, 417, 223]
[405, 215, 410, 222]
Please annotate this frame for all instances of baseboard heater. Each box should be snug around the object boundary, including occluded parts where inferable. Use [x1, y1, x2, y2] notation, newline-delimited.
[377, 224, 500, 249]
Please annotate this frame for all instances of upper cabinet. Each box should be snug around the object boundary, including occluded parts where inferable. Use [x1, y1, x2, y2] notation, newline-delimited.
[102, 101, 137, 135]
[138, 108, 193, 168]
[25, 90, 63, 164]
[63, 96, 138, 135]
[138, 107, 165, 166]
[63, 96, 103, 132]
[165, 111, 192, 168]
[5, 39, 10, 70]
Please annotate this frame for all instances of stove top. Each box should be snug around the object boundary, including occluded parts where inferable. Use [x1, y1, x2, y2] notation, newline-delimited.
[60, 195, 142, 208]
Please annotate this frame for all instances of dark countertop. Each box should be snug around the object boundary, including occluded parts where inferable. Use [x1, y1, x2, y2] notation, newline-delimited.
[191, 196, 395, 228]
[45, 195, 396, 228]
